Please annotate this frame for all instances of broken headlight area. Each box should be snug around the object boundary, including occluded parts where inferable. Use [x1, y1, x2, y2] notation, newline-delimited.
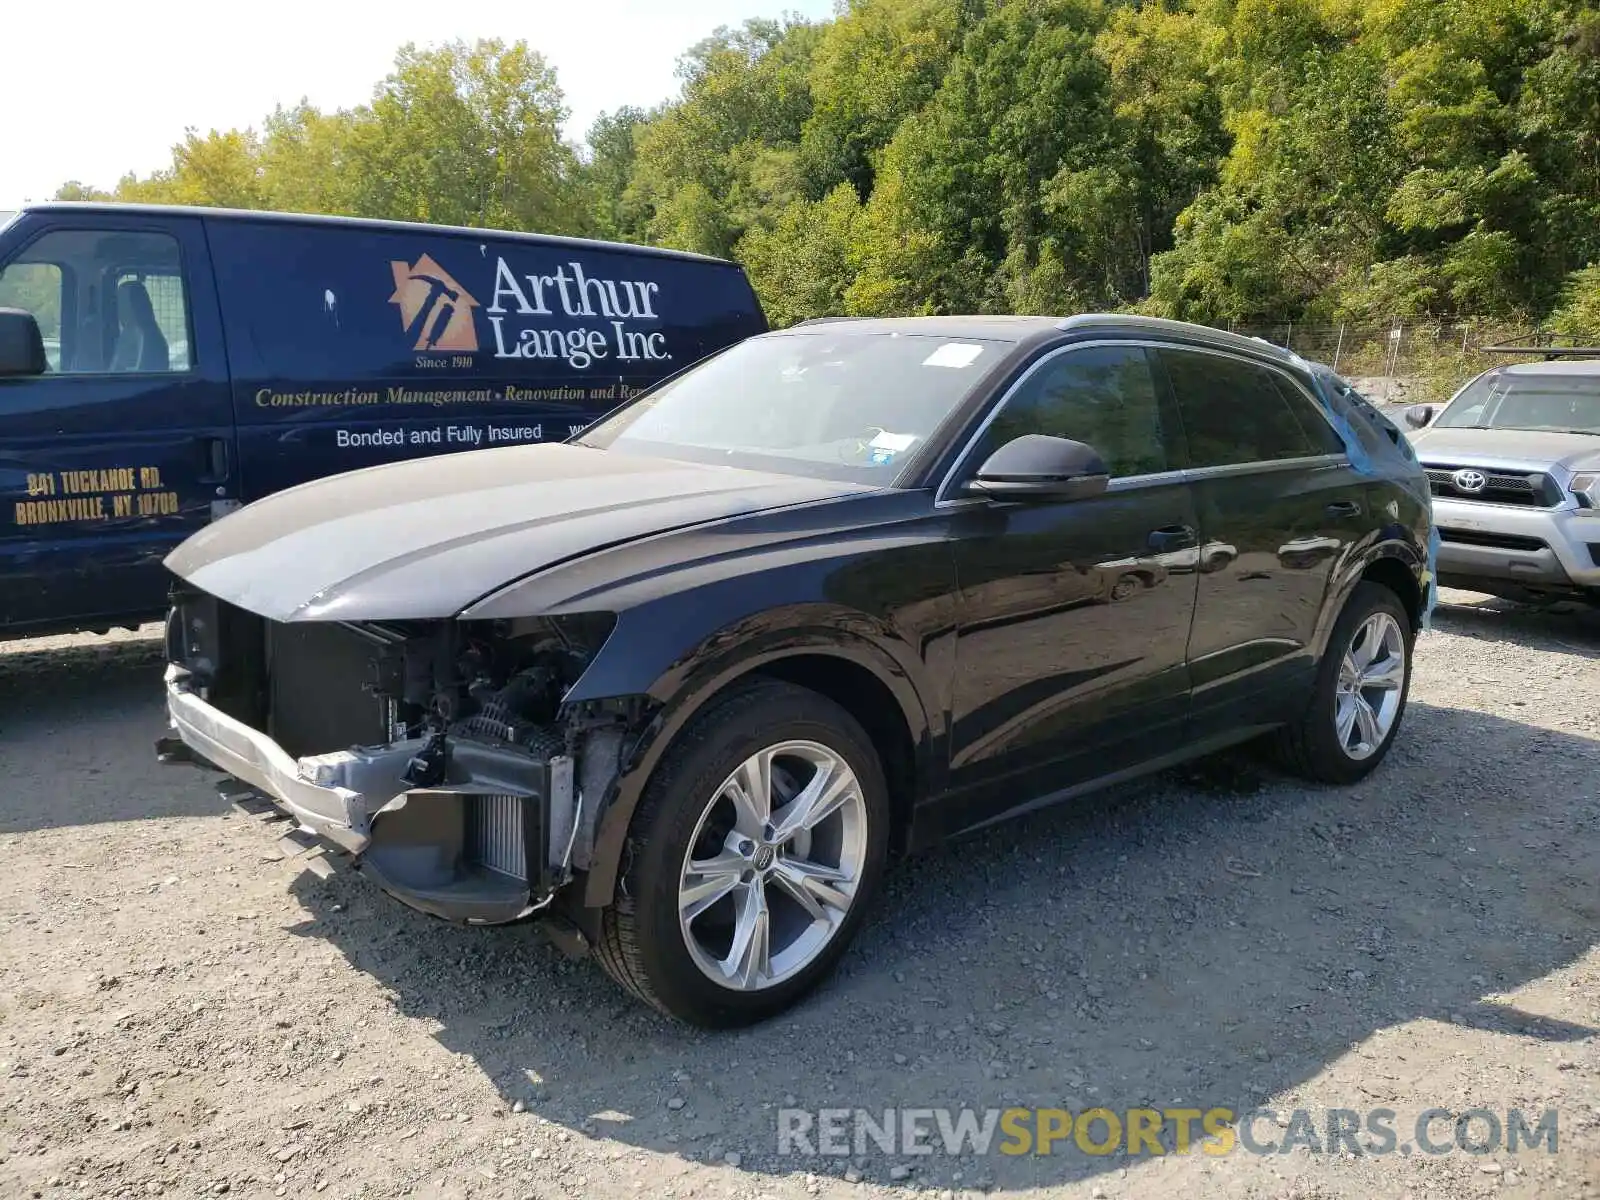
[163, 590, 637, 926]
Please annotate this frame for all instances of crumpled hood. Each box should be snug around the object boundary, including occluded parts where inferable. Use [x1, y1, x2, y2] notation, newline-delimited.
[165, 443, 868, 621]
[1410, 425, 1600, 471]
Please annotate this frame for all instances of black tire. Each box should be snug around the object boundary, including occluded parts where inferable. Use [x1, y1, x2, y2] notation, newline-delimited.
[1272, 581, 1414, 784]
[595, 679, 890, 1027]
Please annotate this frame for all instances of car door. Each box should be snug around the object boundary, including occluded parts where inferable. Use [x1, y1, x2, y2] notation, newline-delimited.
[1152, 345, 1365, 739]
[0, 214, 235, 634]
[934, 341, 1200, 836]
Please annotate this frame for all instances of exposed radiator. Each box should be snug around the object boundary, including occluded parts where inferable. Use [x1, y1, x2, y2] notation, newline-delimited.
[467, 794, 527, 881]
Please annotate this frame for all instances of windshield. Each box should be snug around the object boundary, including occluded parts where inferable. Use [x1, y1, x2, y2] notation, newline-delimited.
[1437, 370, 1600, 434]
[0, 211, 15, 231]
[576, 329, 1009, 482]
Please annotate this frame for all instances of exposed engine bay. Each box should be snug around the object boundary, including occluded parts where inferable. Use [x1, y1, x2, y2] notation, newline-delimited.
[160, 587, 640, 927]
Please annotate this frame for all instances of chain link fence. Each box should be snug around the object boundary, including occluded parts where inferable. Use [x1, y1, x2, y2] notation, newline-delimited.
[1208, 320, 1599, 408]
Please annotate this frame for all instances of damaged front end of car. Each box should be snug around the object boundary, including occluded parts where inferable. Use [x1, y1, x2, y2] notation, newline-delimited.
[157, 586, 643, 929]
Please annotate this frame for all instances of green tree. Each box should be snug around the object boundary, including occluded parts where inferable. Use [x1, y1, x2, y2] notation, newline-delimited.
[1550, 264, 1600, 336]
[736, 182, 866, 325]
[1150, 41, 1402, 322]
[851, 0, 1118, 315]
[52, 182, 113, 202]
[70, 39, 587, 236]
[341, 39, 581, 231]
[41, 4, 1600, 333]
[582, 106, 651, 240]
[799, 0, 967, 199]
[626, 17, 824, 256]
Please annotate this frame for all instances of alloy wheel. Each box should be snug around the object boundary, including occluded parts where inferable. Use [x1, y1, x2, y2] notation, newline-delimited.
[677, 740, 869, 991]
[1333, 611, 1407, 760]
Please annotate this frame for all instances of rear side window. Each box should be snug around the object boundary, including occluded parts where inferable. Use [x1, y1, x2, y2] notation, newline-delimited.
[1159, 348, 1322, 467]
[1268, 374, 1348, 455]
[971, 345, 1170, 478]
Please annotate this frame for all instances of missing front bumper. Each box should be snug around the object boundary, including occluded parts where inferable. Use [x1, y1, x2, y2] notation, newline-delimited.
[161, 667, 577, 924]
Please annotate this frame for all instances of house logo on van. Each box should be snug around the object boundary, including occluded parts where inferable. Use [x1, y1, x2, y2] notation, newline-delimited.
[388, 255, 480, 353]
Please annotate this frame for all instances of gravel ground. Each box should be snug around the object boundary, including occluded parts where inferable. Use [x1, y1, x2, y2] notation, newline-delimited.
[1, 594, 1598, 1200]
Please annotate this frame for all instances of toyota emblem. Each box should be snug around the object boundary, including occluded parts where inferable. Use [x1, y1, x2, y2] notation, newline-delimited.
[1452, 468, 1488, 494]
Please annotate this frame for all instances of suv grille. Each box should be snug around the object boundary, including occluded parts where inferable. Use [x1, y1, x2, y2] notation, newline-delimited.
[1423, 465, 1556, 507]
[1438, 529, 1549, 552]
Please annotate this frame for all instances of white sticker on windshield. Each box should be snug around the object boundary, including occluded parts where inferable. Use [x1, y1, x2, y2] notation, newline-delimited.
[869, 430, 918, 452]
[922, 342, 985, 368]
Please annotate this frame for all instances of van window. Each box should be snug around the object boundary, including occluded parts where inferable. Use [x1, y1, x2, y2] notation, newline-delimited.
[0, 262, 63, 371]
[0, 229, 192, 374]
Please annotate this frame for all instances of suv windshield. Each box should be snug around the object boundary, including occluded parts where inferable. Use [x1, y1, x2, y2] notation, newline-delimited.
[576, 329, 1008, 482]
[1437, 370, 1600, 435]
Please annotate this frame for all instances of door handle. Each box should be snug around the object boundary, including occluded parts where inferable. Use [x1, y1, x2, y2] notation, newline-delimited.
[1147, 524, 1198, 552]
[198, 436, 230, 485]
[1325, 500, 1362, 518]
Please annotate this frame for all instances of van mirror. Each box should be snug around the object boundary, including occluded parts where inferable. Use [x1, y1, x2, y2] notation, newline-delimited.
[0, 308, 46, 377]
[963, 434, 1111, 502]
[1403, 403, 1434, 429]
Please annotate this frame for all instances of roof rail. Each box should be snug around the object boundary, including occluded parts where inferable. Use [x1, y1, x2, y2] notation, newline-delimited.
[1054, 313, 1298, 362]
[1477, 336, 1600, 361]
[789, 316, 870, 327]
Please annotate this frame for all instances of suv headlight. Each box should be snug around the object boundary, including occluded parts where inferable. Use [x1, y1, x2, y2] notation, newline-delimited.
[1571, 473, 1598, 511]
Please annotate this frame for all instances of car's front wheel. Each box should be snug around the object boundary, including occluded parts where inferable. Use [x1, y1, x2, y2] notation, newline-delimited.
[1273, 580, 1414, 784]
[596, 679, 890, 1027]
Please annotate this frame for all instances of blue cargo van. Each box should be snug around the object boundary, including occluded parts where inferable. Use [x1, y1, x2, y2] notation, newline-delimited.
[0, 204, 767, 639]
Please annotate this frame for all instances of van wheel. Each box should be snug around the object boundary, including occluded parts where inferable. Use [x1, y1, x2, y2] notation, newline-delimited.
[595, 680, 889, 1027]
[1273, 582, 1413, 784]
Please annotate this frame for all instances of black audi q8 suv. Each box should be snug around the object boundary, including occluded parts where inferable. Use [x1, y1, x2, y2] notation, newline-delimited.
[159, 314, 1433, 1027]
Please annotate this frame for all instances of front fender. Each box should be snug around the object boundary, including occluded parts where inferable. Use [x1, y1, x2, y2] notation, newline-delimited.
[574, 606, 938, 908]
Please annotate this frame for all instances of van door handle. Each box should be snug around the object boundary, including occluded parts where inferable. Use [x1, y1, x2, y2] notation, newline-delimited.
[199, 436, 230, 484]
[1325, 500, 1362, 518]
[1148, 524, 1198, 552]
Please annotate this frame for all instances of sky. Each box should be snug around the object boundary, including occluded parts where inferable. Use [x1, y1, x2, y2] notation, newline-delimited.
[2, 0, 840, 209]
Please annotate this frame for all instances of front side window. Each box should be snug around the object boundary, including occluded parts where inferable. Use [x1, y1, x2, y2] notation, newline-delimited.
[0, 229, 191, 375]
[1436, 370, 1600, 435]
[967, 345, 1170, 478]
[1159, 348, 1322, 467]
[578, 330, 1009, 483]
[0, 261, 63, 371]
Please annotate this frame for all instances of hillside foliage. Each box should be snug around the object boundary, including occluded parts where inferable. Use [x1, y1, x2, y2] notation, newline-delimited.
[55, 3, 1600, 331]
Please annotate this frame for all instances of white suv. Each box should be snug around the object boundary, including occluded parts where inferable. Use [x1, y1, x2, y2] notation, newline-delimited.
[1406, 358, 1600, 605]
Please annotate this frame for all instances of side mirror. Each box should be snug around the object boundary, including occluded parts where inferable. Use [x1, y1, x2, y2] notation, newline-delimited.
[0, 308, 46, 378]
[963, 434, 1111, 502]
[1403, 403, 1434, 430]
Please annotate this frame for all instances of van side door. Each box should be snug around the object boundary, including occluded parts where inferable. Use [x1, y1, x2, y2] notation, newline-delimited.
[0, 213, 235, 635]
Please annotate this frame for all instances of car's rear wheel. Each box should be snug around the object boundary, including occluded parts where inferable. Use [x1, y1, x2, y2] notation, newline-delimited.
[596, 679, 889, 1027]
[1273, 581, 1413, 784]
